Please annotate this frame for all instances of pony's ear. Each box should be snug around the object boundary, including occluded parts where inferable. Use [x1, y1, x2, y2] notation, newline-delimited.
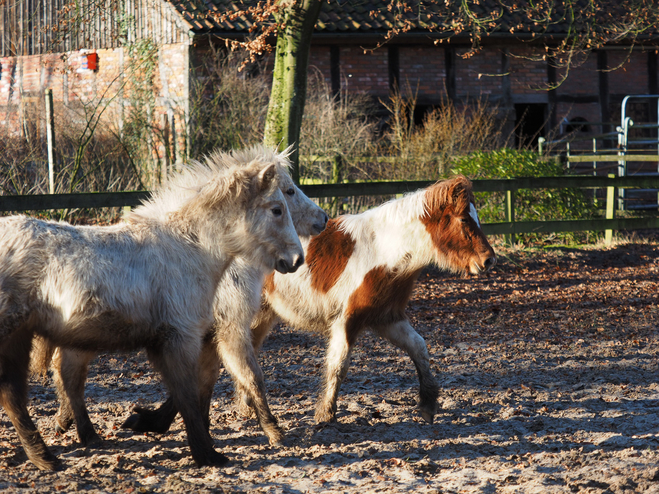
[449, 175, 472, 212]
[257, 163, 278, 192]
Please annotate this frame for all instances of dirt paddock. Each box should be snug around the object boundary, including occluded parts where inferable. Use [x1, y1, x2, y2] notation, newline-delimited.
[1, 236, 659, 493]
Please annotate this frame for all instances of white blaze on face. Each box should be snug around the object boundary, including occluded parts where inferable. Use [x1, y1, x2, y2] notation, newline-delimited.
[469, 203, 481, 228]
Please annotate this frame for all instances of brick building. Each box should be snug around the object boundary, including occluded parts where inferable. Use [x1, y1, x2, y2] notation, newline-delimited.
[2, 0, 659, 161]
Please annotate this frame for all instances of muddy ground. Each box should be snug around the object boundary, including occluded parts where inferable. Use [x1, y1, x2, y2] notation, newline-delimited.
[1, 237, 659, 493]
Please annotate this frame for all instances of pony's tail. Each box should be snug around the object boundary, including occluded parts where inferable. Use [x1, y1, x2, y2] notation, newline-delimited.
[30, 336, 56, 378]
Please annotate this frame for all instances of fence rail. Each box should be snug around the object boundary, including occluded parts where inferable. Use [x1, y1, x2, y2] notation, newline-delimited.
[2, 175, 658, 244]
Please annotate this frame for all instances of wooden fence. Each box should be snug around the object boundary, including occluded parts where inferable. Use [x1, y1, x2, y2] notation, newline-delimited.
[1, 175, 658, 244]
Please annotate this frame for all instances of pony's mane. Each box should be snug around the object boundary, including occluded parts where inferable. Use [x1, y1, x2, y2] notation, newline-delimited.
[129, 145, 292, 222]
[422, 174, 474, 215]
[338, 175, 473, 236]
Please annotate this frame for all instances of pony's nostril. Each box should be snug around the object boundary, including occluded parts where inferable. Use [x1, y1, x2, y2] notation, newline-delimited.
[294, 255, 304, 268]
[484, 256, 496, 269]
[276, 259, 290, 274]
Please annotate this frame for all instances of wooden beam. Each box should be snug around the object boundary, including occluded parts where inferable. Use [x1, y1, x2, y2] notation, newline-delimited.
[598, 50, 611, 135]
[388, 45, 399, 92]
[444, 46, 455, 101]
[483, 217, 659, 236]
[330, 45, 340, 98]
[567, 154, 659, 162]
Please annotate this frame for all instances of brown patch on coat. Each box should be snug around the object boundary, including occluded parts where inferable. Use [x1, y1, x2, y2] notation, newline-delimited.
[263, 273, 275, 295]
[306, 218, 356, 293]
[420, 175, 494, 273]
[344, 266, 422, 344]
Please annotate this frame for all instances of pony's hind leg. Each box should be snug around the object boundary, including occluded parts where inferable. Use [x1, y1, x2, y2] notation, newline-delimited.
[52, 348, 102, 445]
[147, 342, 229, 467]
[0, 329, 60, 470]
[316, 324, 354, 424]
[375, 319, 439, 423]
[122, 337, 220, 434]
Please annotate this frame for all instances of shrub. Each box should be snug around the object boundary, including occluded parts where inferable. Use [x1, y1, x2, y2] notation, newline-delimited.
[452, 149, 600, 243]
[380, 89, 504, 180]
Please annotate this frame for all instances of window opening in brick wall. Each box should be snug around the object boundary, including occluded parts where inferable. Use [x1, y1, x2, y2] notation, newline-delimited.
[564, 117, 591, 134]
[515, 103, 547, 149]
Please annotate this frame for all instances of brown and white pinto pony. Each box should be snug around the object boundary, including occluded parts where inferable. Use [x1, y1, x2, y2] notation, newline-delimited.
[122, 174, 494, 436]
[254, 174, 496, 424]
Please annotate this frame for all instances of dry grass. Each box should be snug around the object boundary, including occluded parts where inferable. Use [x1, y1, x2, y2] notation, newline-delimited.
[188, 46, 271, 157]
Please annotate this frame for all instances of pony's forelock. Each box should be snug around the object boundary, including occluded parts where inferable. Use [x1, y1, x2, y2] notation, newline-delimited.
[422, 175, 473, 217]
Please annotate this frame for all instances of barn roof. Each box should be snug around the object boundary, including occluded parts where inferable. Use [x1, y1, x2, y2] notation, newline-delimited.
[166, 0, 659, 42]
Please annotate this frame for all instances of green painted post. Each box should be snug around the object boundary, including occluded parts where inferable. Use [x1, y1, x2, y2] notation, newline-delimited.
[605, 174, 616, 245]
[505, 188, 515, 246]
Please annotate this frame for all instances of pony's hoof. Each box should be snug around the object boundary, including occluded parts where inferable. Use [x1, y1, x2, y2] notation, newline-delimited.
[194, 450, 230, 468]
[121, 413, 140, 431]
[266, 429, 285, 447]
[420, 409, 435, 424]
[122, 407, 171, 434]
[31, 453, 62, 471]
[314, 407, 336, 424]
[80, 432, 104, 448]
[54, 418, 73, 433]
[236, 401, 255, 419]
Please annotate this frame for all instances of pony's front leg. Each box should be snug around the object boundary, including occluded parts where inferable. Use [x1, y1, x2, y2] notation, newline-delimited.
[52, 348, 102, 445]
[0, 330, 60, 470]
[148, 343, 228, 467]
[316, 323, 354, 424]
[376, 319, 439, 423]
[235, 303, 279, 419]
[218, 321, 284, 446]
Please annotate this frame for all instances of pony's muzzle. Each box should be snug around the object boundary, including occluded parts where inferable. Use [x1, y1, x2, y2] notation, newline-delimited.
[483, 255, 496, 271]
[276, 254, 305, 274]
[313, 213, 329, 234]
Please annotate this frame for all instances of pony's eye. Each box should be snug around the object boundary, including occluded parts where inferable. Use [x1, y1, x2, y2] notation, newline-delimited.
[286, 188, 295, 196]
[272, 207, 283, 217]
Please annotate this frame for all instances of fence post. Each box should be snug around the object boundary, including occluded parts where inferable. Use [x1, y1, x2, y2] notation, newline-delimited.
[329, 154, 344, 217]
[505, 188, 515, 246]
[605, 173, 616, 245]
[45, 89, 56, 194]
[162, 114, 170, 184]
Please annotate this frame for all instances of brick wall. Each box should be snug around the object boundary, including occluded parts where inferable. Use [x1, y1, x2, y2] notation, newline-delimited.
[455, 47, 503, 100]
[308, 45, 332, 87]
[339, 46, 389, 96]
[1, 44, 190, 161]
[398, 46, 446, 101]
[509, 47, 549, 95]
[555, 55, 599, 97]
[609, 51, 649, 97]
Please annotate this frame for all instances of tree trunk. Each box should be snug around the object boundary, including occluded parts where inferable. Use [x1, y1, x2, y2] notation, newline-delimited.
[264, 0, 322, 183]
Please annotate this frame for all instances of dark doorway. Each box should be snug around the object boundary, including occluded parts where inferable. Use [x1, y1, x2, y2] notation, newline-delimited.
[515, 103, 547, 148]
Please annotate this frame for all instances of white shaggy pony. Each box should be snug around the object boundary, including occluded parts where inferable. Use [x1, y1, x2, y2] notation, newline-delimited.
[32, 146, 328, 449]
[0, 146, 303, 471]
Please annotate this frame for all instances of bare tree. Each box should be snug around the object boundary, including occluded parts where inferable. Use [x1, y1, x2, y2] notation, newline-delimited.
[219, 0, 659, 180]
